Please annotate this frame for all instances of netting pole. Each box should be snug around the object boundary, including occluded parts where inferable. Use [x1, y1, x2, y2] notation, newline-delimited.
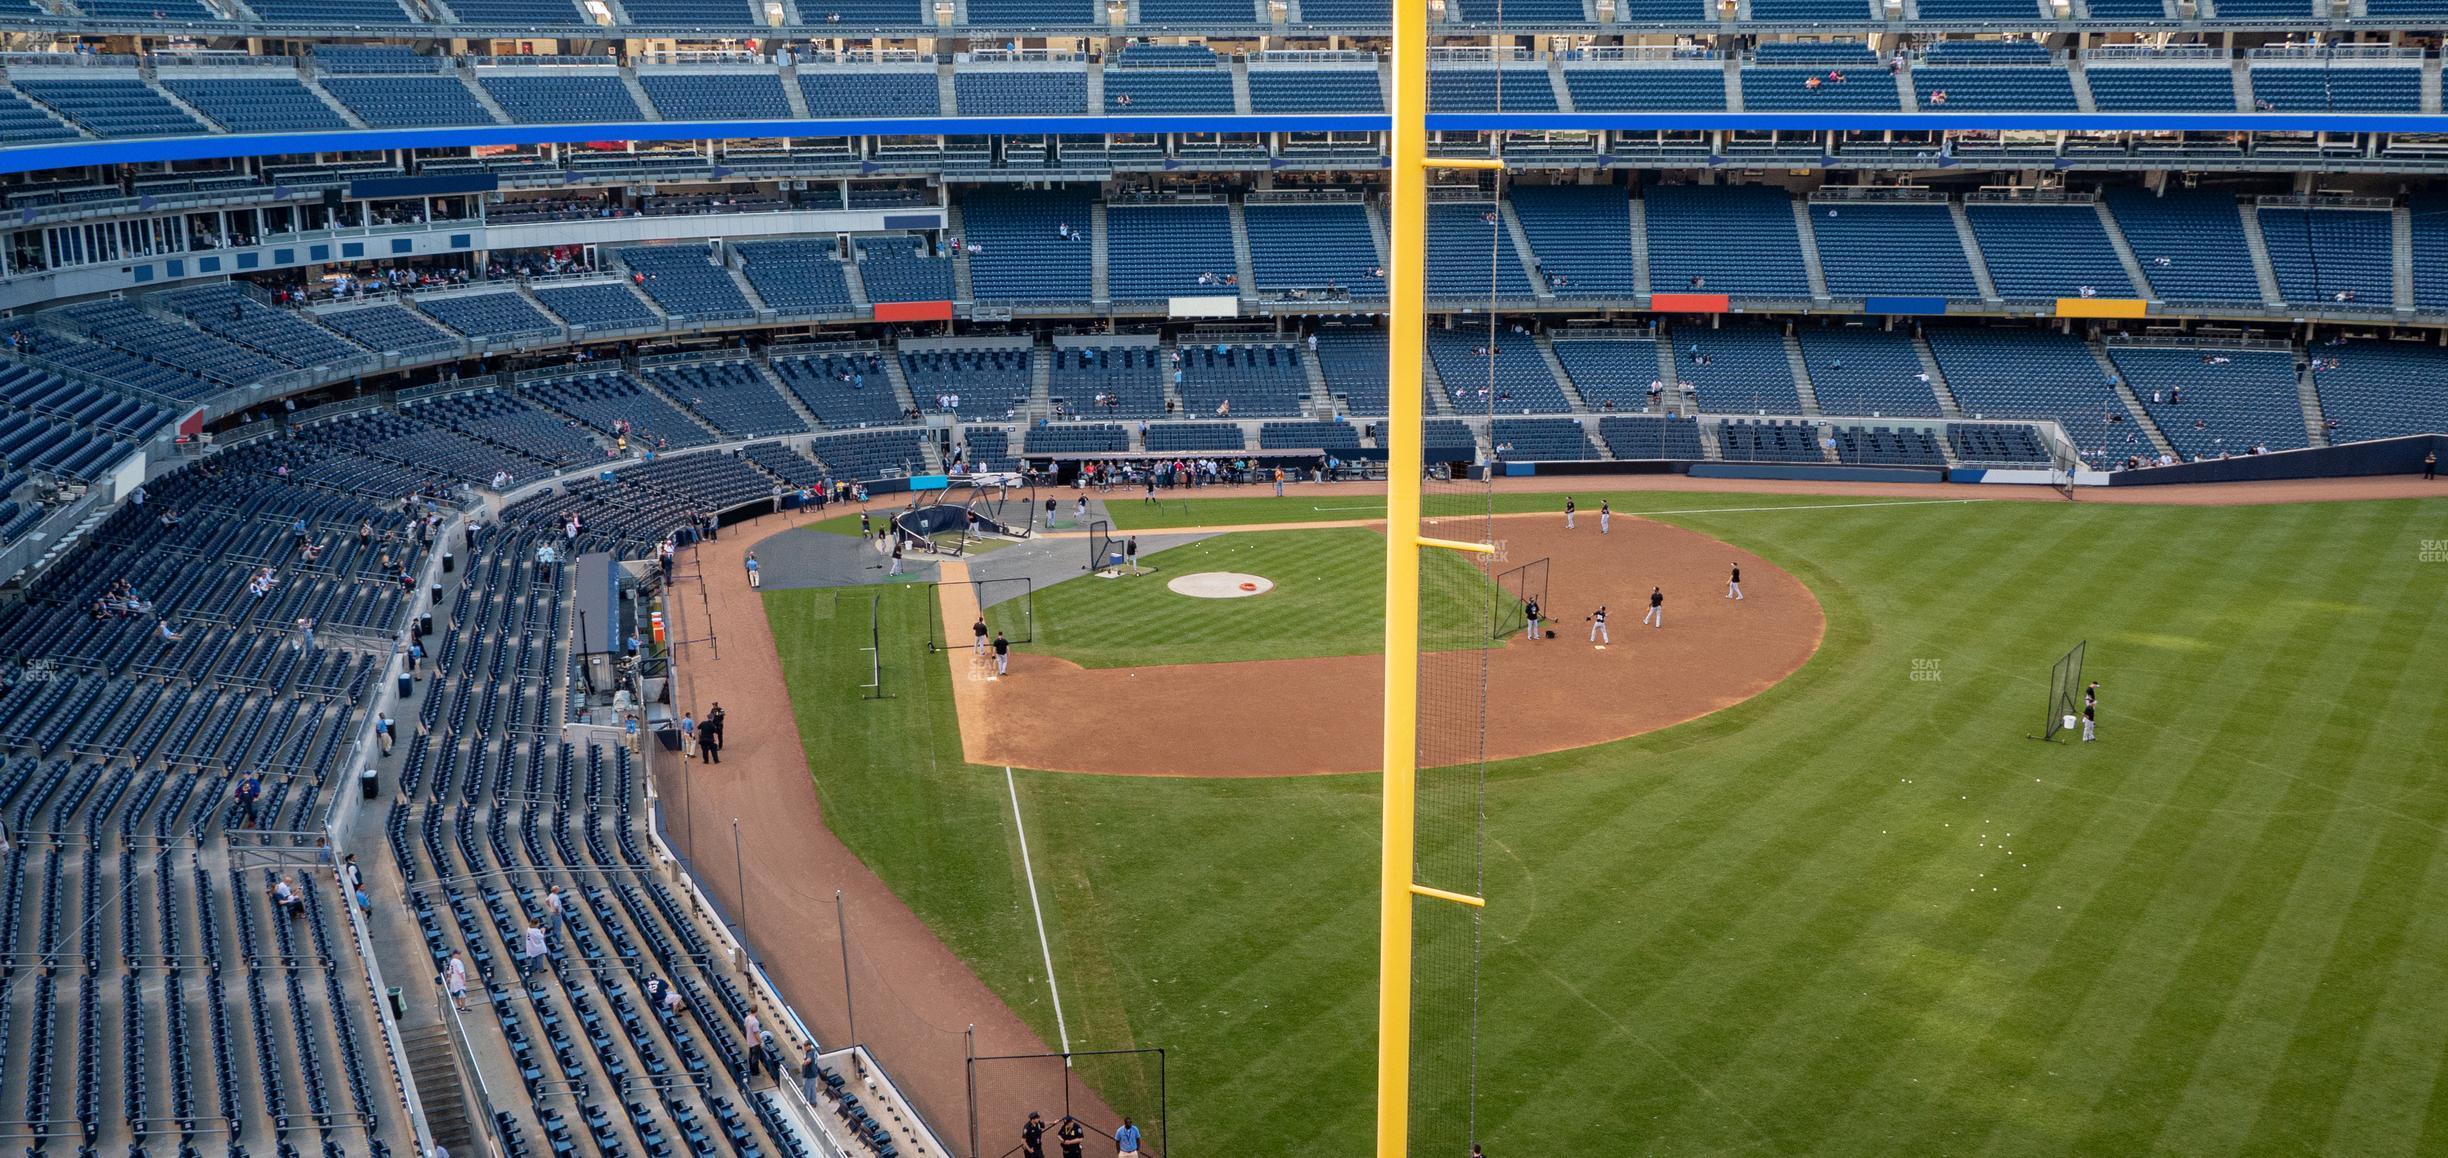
[1380, 11, 1501, 1151]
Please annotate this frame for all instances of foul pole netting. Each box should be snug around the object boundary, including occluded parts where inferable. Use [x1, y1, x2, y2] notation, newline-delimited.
[1380, 4, 1504, 1154]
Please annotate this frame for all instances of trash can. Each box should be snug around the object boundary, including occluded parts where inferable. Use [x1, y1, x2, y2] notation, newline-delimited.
[430, 582, 445, 608]
[418, 610, 433, 638]
[386, 987, 405, 1020]
[359, 765, 380, 801]
[441, 552, 454, 574]
[396, 670, 415, 699]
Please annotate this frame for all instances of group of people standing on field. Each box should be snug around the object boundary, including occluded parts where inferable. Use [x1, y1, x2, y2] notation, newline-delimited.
[679, 704, 729, 763]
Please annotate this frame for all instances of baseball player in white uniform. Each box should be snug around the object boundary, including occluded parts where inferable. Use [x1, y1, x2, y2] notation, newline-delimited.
[1643, 586, 1664, 628]
[1599, 500, 1610, 535]
[1587, 605, 1609, 645]
[1564, 497, 1576, 529]
[1727, 562, 1743, 600]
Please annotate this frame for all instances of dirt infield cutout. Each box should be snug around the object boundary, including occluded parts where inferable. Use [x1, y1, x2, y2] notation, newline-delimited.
[941, 514, 1827, 777]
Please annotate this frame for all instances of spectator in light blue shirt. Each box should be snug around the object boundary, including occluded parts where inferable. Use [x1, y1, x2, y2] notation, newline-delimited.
[1114, 1118, 1141, 1157]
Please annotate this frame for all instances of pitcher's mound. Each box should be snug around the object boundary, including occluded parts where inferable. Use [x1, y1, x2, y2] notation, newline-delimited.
[1169, 572, 1274, 599]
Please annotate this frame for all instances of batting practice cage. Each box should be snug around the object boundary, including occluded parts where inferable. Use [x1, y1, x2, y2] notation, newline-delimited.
[1491, 558, 1551, 642]
[966, 1047, 1168, 1158]
[974, 576, 1036, 644]
[2044, 641, 2088, 740]
[1377, 9, 1508, 1151]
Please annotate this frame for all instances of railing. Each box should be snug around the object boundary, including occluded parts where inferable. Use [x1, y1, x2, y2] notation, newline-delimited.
[1428, 46, 1539, 63]
[466, 54, 617, 68]
[2253, 193, 2396, 209]
[1965, 186, 2096, 203]
[1247, 49, 1380, 64]
[1808, 185, 1949, 203]
[0, 51, 142, 68]
[152, 49, 299, 68]
[637, 50, 767, 66]
[1244, 188, 1371, 205]
[957, 49, 1088, 64]
[2248, 43, 2424, 61]
[2105, 332, 2296, 351]
[1560, 46, 1719, 63]
[2087, 44, 2222, 61]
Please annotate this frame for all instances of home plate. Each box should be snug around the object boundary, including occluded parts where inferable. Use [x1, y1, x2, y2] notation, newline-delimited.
[1168, 572, 1274, 598]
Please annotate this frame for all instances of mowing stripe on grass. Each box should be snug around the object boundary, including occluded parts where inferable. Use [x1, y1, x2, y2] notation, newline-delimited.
[1007, 765, 1071, 1056]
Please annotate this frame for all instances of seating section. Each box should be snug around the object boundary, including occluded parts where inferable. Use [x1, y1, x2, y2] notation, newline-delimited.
[324, 77, 499, 130]
[432, 0, 589, 19]
[1451, 0, 1584, 19]
[2110, 344, 2308, 459]
[2257, 207, 2394, 309]
[639, 359, 802, 438]
[901, 344, 1031, 421]
[1428, 69, 1560, 112]
[618, 0, 764, 23]
[160, 77, 351, 133]
[59, 298, 291, 388]
[1741, 68, 1900, 112]
[1914, 0, 2039, 18]
[1716, 419, 1826, 463]
[962, 188, 1097, 303]
[639, 73, 791, 120]
[532, 282, 665, 330]
[1489, 417, 1596, 460]
[1313, 327, 1395, 414]
[771, 349, 904, 427]
[1553, 338, 1664, 411]
[1795, 327, 1941, 416]
[857, 237, 957, 303]
[1024, 423, 1130, 454]
[1049, 346, 1169, 417]
[1260, 420, 1364, 450]
[618, 246, 758, 321]
[1145, 422, 1246, 451]
[1829, 424, 1944, 466]
[1174, 342, 1310, 417]
[416, 291, 562, 340]
[1244, 202, 1384, 299]
[2104, 190, 2264, 305]
[477, 74, 647, 124]
[2085, 66, 2237, 112]
[1138, 0, 1262, 20]
[1104, 67, 1236, 113]
[2310, 340, 2448, 440]
[2249, 66, 2424, 112]
[1928, 327, 2142, 468]
[2413, 197, 2448, 315]
[1427, 202, 1535, 299]
[954, 70, 1089, 115]
[1598, 414, 1707, 459]
[14, 76, 208, 138]
[799, 70, 940, 117]
[1247, 69, 1384, 112]
[1966, 203, 2135, 300]
[1561, 67, 1727, 111]
[1645, 184, 1815, 299]
[160, 285, 370, 371]
[525, 371, 716, 449]
[1671, 325, 1803, 413]
[1810, 202, 1981, 299]
[1947, 422, 2054, 466]
[315, 304, 462, 359]
[1107, 203, 1239, 301]
[1510, 185, 1637, 298]
[735, 240, 855, 316]
[408, 390, 603, 466]
[0, 87, 79, 143]
[1914, 64, 2078, 111]
[1427, 330, 1568, 413]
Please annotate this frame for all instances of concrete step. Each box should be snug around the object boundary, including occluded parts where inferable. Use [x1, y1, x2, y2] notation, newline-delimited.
[2089, 341, 2176, 457]
[1950, 200, 2002, 304]
[1912, 333, 1963, 419]
[1792, 200, 1832, 303]
[1536, 334, 1586, 412]
[2096, 200, 2156, 302]
[2236, 201, 2286, 307]
[2297, 362, 2330, 447]
[1781, 330, 1821, 417]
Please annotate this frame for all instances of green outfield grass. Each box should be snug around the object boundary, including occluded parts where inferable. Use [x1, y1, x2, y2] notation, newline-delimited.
[773, 495, 2448, 1155]
[984, 528, 1504, 667]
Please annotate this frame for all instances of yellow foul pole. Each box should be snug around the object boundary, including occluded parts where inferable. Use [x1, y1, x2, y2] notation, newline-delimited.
[1378, 9, 1501, 1155]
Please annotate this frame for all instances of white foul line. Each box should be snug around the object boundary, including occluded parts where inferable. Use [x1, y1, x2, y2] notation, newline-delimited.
[1006, 766, 1071, 1056]
[1635, 497, 1990, 517]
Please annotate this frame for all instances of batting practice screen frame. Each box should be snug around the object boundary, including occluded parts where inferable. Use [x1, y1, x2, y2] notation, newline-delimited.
[2044, 641, 2087, 739]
